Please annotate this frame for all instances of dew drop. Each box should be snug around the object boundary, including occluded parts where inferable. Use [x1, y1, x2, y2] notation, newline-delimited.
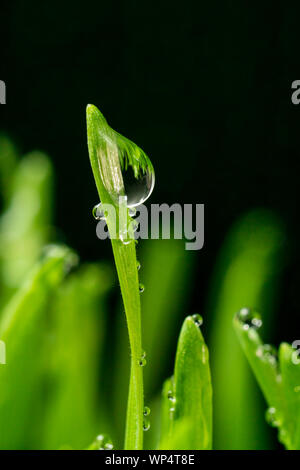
[138, 352, 147, 366]
[92, 203, 106, 221]
[236, 308, 263, 330]
[256, 344, 277, 367]
[265, 407, 281, 428]
[90, 434, 113, 450]
[119, 232, 132, 245]
[192, 314, 203, 327]
[136, 260, 141, 271]
[167, 390, 176, 403]
[91, 109, 155, 208]
[139, 283, 145, 293]
[201, 344, 209, 364]
[121, 164, 155, 208]
[143, 406, 151, 417]
[143, 418, 151, 431]
[129, 207, 137, 217]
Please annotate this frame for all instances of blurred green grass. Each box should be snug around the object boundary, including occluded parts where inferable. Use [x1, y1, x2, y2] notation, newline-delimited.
[0, 136, 287, 449]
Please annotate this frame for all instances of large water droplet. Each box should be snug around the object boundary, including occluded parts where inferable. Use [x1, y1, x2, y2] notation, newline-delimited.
[236, 308, 263, 330]
[122, 165, 155, 208]
[265, 407, 281, 428]
[92, 109, 155, 208]
[143, 406, 151, 417]
[192, 314, 203, 327]
[90, 434, 113, 450]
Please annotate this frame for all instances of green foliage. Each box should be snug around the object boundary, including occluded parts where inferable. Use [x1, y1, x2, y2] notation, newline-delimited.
[87, 104, 145, 449]
[0, 116, 296, 452]
[207, 210, 285, 449]
[0, 151, 53, 299]
[234, 310, 300, 450]
[160, 316, 212, 450]
[0, 245, 78, 449]
[43, 263, 113, 450]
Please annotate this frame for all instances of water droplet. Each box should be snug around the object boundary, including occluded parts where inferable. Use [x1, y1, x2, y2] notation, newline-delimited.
[90, 434, 113, 450]
[168, 390, 176, 403]
[119, 232, 132, 245]
[265, 407, 281, 428]
[236, 308, 263, 330]
[143, 418, 150, 431]
[256, 344, 277, 366]
[92, 203, 106, 221]
[139, 283, 145, 293]
[143, 406, 151, 416]
[138, 354, 147, 367]
[201, 344, 209, 364]
[192, 314, 203, 327]
[121, 163, 155, 208]
[136, 260, 141, 271]
[129, 207, 137, 217]
[93, 110, 155, 208]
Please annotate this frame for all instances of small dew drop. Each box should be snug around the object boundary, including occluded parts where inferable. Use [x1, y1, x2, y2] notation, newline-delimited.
[167, 390, 176, 403]
[143, 418, 151, 432]
[139, 283, 145, 293]
[136, 260, 141, 271]
[192, 314, 203, 327]
[119, 232, 133, 245]
[236, 308, 263, 331]
[138, 353, 147, 367]
[90, 434, 113, 450]
[143, 406, 151, 417]
[92, 203, 106, 221]
[256, 344, 277, 367]
[129, 207, 137, 217]
[202, 344, 209, 364]
[265, 407, 281, 428]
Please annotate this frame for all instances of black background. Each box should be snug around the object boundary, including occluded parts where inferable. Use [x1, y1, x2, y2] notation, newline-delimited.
[1, 1, 300, 353]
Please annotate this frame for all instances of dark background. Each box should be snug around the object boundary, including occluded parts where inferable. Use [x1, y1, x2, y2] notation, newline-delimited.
[1, 1, 300, 346]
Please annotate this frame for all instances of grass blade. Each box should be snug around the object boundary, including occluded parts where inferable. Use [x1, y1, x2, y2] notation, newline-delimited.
[43, 263, 113, 450]
[234, 313, 300, 449]
[0, 245, 78, 449]
[0, 152, 53, 298]
[207, 209, 284, 449]
[160, 315, 212, 450]
[86, 104, 149, 449]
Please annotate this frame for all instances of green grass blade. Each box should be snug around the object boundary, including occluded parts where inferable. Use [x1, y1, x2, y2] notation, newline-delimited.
[234, 314, 300, 450]
[112, 239, 195, 448]
[86, 104, 148, 449]
[43, 263, 113, 450]
[0, 151, 53, 297]
[0, 135, 18, 205]
[233, 312, 283, 415]
[160, 316, 212, 450]
[0, 245, 78, 449]
[207, 209, 284, 449]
